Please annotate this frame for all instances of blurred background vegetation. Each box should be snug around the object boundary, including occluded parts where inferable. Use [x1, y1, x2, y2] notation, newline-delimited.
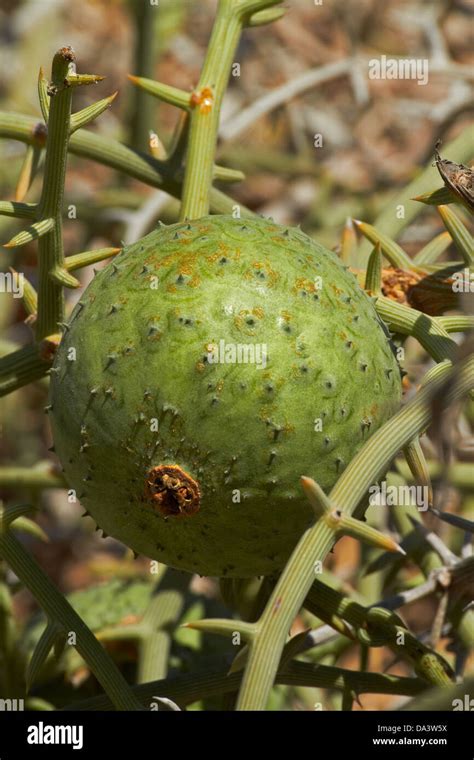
[0, 0, 472, 710]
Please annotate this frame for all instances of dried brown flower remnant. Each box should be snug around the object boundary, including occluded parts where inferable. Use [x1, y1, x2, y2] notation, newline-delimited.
[381, 267, 421, 305]
[381, 267, 459, 316]
[144, 465, 201, 517]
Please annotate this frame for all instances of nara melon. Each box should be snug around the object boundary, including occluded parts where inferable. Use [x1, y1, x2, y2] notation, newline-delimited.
[49, 215, 402, 577]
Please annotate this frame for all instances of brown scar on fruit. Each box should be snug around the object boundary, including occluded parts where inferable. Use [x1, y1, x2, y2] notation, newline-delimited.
[293, 278, 317, 295]
[145, 464, 201, 517]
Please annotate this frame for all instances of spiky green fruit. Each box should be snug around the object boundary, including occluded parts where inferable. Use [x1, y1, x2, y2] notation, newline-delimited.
[49, 216, 402, 577]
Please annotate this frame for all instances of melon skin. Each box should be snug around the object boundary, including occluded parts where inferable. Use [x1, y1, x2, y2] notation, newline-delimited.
[49, 216, 402, 577]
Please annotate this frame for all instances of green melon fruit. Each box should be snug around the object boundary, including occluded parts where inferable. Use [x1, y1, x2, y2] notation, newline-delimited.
[49, 215, 402, 577]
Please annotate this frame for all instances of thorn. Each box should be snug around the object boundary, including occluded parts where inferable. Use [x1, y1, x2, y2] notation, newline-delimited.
[105, 354, 117, 369]
[3, 217, 54, 247]
[327, 510, 406, 554]
[66, 73, 106, 87]
[300, 476, 331, 518]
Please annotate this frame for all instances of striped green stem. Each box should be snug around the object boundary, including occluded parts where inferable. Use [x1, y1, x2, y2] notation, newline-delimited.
[0, 344, 51, 397]
[0, 525, 143, 711]
[67, 659, 426, 712]
[0, 111, 254, 218]
[0, 464, 66, 490]
[179, 0, 281, 220]
[375, 296, 458, 362]
[35, 48, 75, 340]
[0, 201, 37, 219]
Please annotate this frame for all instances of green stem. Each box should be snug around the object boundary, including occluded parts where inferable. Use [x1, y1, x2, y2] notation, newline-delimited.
[180, 2, 241, 219]
[137, 569, 189, 683]
[375, 296, 458, 363]
[397, 459, 474, 491]
[0, 528, 143, 711]
[67, 659, 426, 712]
[0, 111, 254, 218]
[129, 0, 158, 152]
[391, 495, 474, 652]
[304, 581, 452, 686]
[179, 0, 281, 220]
[0, 465, 65, 489]
[0, 573, 16, 695]
[0, 201, 37, 219]
[35, 49, 74, 340]
[0, 345, 51, 397]
[437, 315, 474, 333]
